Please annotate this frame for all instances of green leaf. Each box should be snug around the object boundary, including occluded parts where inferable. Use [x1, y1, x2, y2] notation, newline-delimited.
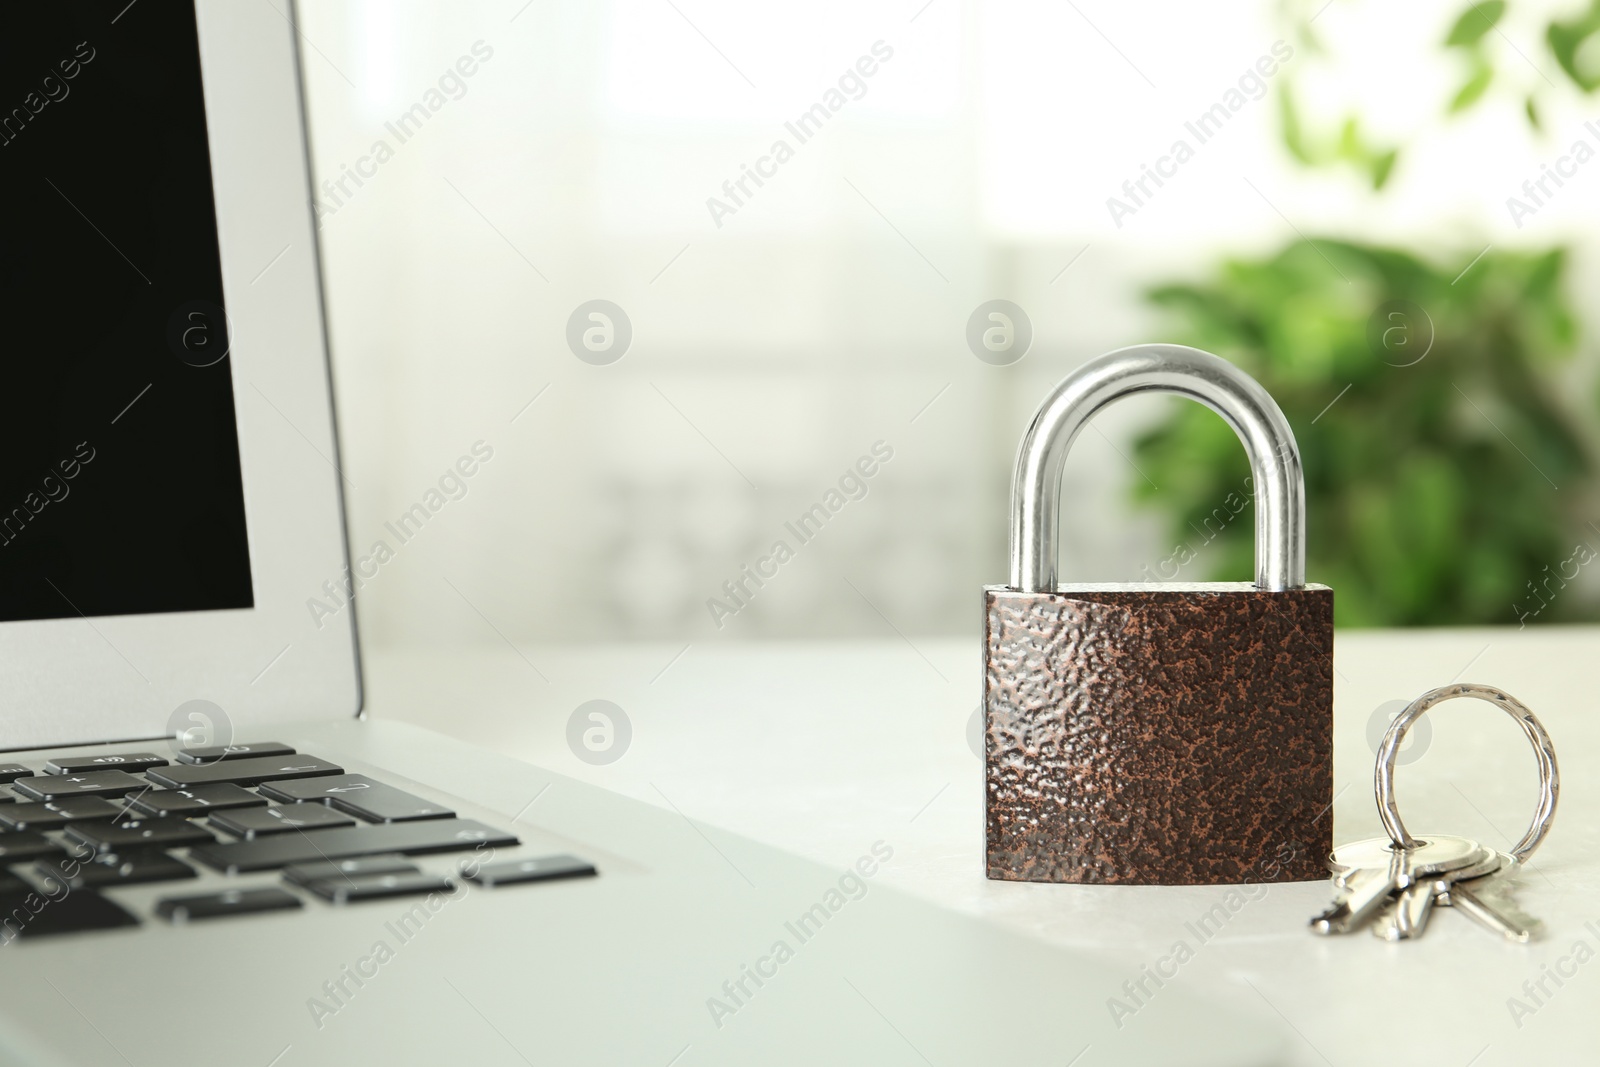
[1370, 148, 1399, 189]
[1547, 2, 1600, 92]
[1526, 94, 1542, 128]
[1336, 116, 1363, 161]
[1525, 248, 1564, 298]
[1276, 83, 1316, 165]
[1445, 1, 1506, 47]
[1449, 57, 1494, 111]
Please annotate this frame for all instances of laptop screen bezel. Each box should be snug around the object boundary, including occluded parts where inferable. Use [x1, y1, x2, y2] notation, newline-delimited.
[0, 0, 361, 750]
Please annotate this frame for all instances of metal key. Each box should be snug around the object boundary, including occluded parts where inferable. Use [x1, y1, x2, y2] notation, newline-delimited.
[1440, 860, 1542, 942]
[1312, 683, 1560, 944]
[1372, 848, 1508, 941]
[1373, 882, 1435, 940]
[1326, 834, 1488, 881]
[1312, 852, 1403, 936]
[1310, 835, 1489, 936]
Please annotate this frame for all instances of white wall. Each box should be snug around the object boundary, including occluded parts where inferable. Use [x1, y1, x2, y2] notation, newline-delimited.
[295, 0, 1600, 646]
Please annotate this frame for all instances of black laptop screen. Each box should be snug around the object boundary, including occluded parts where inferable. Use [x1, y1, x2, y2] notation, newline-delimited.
[0, 2, 254, 622]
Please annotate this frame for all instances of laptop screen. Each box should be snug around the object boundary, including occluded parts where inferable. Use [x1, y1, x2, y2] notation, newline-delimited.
[0, 2, 253, 623]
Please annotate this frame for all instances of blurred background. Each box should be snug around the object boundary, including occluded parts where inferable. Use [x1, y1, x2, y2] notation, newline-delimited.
[293, 0, 1600, 649]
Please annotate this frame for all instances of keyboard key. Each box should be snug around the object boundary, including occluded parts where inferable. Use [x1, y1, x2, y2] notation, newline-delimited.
[191, 819, 519, 874]
[0, 832, 66, 861]
[210, 805, 355, 839]
[156, 888, 303, 923]
[0, 889, 139, 939]
[66, 818, 216, 853]
[0, 764, 34, 783]
[44, 752, 167, 774]
[0, 796, 125, 831]
[146, 754, 343, 790]
[261, 774, 454, 823]
[283, 856, 418, 888]
[174, 742, 295, 765]
[13, 770, 147, 801]
[303, 871, 456, 904]
[128, 783, 266, 817]
[466, 854, 598, 887]
[34, 851, 197, 889]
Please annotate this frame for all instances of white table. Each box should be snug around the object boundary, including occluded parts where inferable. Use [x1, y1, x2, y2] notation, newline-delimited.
[370, 626, 1599, 1065]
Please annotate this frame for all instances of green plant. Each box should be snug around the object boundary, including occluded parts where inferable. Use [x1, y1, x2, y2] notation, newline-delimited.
[1276, 0, 1600, 185]
[1133, 1, 1600, 626]
[1133, 239, 1592, 626]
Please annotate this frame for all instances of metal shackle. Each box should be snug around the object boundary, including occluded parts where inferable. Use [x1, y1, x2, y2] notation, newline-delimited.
[1009, 343, 1306, 593]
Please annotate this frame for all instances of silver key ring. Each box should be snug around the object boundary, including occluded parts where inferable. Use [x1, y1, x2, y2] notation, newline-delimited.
[1375, 683, 1559, 863]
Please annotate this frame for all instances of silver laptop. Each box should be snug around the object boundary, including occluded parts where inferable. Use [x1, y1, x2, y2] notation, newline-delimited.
[0, 3, 1285, 1064]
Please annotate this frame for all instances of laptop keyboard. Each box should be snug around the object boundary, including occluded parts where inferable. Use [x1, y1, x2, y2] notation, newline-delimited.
[0, 743, 597, 940]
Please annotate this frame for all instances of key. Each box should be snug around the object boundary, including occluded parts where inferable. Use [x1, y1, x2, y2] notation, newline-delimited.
[1372, 848, 1508, 941]
[209, 804, 355, 839]
[302, 871, 457, 904]
[190, 818, 519, 874]
[0, 796, 126, 831]
[175, 742, 295, 765]
[65, 817, 217, 854]
[1373, 882, 1437, 941]
[0, 764, 35, 783]
[282, 856, 419, 888]
[1318, 844, 1478, 934]
[156, 888, 303, 923]
[44, 752, 167, 774]
[1313, 858, 1402, 936]
[128, 783, 266, 817]
[1311, 836, 1488, 935]
[12, 770, 148, 801]
[465, 854, 598, 887]
[1326, 835, 1489, 883]
[1441, 863, 1542, 942]
[0, 833, 67, 862]
[34, 851, 197, 889]
[146, 754, 343, 789]
[1330, 834, 1499, 942]
[260, 774, 454, 822]
[0, 888, 140, 939]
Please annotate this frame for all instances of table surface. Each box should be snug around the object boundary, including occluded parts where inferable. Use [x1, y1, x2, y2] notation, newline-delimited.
[369, 626, 1599, 1066]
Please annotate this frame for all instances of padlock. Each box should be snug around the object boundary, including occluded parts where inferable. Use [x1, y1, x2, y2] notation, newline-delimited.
[984, 343, 1332, 885]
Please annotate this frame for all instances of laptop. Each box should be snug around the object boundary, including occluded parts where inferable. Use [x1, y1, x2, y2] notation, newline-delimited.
[0, 3, 1286, 1064]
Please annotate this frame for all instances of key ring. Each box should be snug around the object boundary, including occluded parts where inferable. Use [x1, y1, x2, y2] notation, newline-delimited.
[1375, 683, 1559, 863]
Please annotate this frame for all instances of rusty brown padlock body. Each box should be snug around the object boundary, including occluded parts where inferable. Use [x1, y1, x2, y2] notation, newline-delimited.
[984, 584, 1332, 885]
